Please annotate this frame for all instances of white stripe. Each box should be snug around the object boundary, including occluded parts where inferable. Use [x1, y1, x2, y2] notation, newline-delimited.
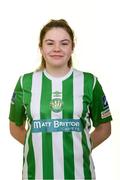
[30, 71, 43, 179]
[72, 132, 84, 179]
[22, 124, 31, 179]
[31, 71, 42, 120]
[51, 79, 64, 179]
[89, 156, 96, 179]
[73, 70, 84, 179]
[73, 70, 84, 119]
[93, 76, 96, 90]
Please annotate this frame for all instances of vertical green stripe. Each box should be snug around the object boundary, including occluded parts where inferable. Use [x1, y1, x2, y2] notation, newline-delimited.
[23, 73, 34, 121]
[23, 73, 35, 179]
[40, 73, 54, 179]
[82, 131, 91, 179]
[63, 74, 75, 180]
[81, 72, 93, 179]
[27, 130, 35, 179]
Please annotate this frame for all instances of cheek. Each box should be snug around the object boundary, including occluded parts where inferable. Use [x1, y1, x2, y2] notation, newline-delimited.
[66, 48, 73, 56]
[43, 47, 52, 55]
[41, 48, 49, 57]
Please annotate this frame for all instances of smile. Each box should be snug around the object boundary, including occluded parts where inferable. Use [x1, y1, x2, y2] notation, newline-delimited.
[50, 55, 64, 58]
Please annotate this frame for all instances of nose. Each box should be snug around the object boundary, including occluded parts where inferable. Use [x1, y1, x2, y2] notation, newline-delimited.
[53, 43, 61, 51]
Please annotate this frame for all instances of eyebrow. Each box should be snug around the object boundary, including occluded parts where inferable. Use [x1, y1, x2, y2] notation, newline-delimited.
[44, 39, 70, 42]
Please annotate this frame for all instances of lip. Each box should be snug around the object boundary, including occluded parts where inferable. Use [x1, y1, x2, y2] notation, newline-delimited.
[50, 55, 64, 59]
[50, 55, 63, 57]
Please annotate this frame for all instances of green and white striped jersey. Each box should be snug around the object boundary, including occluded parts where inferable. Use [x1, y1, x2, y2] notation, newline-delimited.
[9, 68, 112, 180]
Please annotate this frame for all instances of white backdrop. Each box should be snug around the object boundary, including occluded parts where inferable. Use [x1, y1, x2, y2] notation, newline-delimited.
[0, 0, 120, 179]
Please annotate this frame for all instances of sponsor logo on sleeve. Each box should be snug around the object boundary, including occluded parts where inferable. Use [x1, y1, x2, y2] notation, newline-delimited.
[102, 95, 109, 109]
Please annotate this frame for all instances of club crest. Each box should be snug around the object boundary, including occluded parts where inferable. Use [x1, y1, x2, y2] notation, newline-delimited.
[50, 98, 64, 113]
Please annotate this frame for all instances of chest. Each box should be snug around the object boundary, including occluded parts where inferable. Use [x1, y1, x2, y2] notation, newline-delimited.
[23, 74, 92, 121]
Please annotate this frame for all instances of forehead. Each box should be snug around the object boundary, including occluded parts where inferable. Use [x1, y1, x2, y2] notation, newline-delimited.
[43, 27, 71, 41]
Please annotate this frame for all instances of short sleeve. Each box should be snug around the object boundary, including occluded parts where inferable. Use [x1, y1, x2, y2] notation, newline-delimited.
[9, 76, 26, 126]
[90, 78, 112, 127]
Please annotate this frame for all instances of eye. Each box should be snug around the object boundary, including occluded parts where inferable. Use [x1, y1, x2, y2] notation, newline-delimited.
[62, 43, 69, 45]
[47, 42, 54, 45]
[61, 40, 70, 46]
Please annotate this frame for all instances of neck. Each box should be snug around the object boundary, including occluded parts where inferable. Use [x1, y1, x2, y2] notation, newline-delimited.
[45, 65, 71, 77]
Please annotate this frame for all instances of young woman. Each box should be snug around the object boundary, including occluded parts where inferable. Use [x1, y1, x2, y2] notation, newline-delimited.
[9, 19, 112, 180]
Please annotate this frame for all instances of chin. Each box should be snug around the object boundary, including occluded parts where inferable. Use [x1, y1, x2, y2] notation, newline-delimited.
[50, 61, 64, 66]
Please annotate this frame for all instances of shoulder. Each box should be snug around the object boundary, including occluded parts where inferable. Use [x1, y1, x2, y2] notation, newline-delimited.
[73, 68, 97, 89]
[20, 71, 43, 88]
[19, 72, 33, 85]
[22, 72, 34, 79]
[21, 70, 43, 80]
[73, 68, 96, 80]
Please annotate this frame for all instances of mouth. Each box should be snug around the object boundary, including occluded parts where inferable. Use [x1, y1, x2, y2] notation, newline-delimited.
[50, 55, 64, 59]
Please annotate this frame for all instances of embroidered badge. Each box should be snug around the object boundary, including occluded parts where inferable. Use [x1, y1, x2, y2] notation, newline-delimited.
[50, 98, 64, 113]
